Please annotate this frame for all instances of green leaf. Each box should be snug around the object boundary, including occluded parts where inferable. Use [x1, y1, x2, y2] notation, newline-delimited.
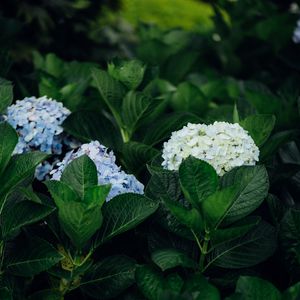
[45, 180, 80, 207]
[146, 168, 181, 201]
[182, 273, 221, 300]
[63, 111, 122, 150]
[142, 112, 201, 146]
[108, 59, 146, 90]
[282, 282, 300, 300]
[260, 130, 299, 160]
[151, 248, 197, 271]
[240, 114, 276, 147]
[165, 273, 184, 295]
[1, 200, 55, 240]
[0, 79, 13, 113]
[7, 237, 63, 276]
[0, 122, 18, 176]
[210, 216, 261, 248]
[207, 221, 276, 269]
[202, 185, 239, 229]
[46, 181, 106, 249]
[0, 151, 48, 204]
[81, 255, 136, 299]
[95, 193, 159, 247]
[59, 201, 103, 249]
[220, 165, 269, 225]
[92, 68, 126, 126]
[235, 276, 281, 300]
[122, 91, 162, 137]
[135, 265, 164, 300]
[163, 197, 203, 233]
[170, 82, 208, 115]
[61, 155, 98, 199]
[122, 142, 160, 174]
[179, 157, 218, 209]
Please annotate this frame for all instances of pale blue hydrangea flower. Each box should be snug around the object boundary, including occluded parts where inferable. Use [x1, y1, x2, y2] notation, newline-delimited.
[50, 141, 144, 201]
[293, 19, 300, 43]
[5, 96, 80, 180]
[7, 96, 71, 154]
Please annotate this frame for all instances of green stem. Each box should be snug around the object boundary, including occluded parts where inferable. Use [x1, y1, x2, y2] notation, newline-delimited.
[191, 229, 203, 253]
[199, 230, 210, 272]
[120, 128, 130, 143]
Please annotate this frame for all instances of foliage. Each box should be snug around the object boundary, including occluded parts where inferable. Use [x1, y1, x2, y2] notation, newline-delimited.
[0, 0, 300, 298]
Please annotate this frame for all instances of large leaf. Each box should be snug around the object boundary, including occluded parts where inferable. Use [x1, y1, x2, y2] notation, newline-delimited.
[202, 185, 240, 230]
[94, 193, 159, 247]
[207, 221, 276, 269]
[179, 157, 218, 209]
[81, 255, 136, 299]
[220, 165, 269, 225]
[122, 91, 162, 137]
[63, 111, 122, 150]
[235, 276, 281, 300]
[122, 142, 160, 174]
[282, 282, 300, 300]
[142, 112, 201, 146]
[7, 237, 63, 276]
[1, 200, 55, 240]
[146, 168, 181, 201]
[61, 155, 98, 199]
[0, 152, 48, 203]
[183, 273, 221, 300]
[210, 216, 261, 248]
[135, 265, 164, 300]
[92, 68, 126, 126]
[0, 78, 13, 113]
[163, 197, 203, 234]
[239, 114, 275, 147]
[151, 248, 197, 271]
[0, 122, 18, 176]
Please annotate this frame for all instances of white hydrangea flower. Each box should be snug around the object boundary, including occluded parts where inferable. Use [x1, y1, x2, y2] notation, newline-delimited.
[50, 141, 144, 201]
[162, 121, 259, 176]
[293, 19, 300, 43]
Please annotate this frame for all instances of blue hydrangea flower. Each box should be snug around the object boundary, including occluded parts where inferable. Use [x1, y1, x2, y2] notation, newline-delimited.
[50, 141, 144, 201]
[5, 96, 80, 180]
[6, 96, 71, 154]
[293, 19, 300, 43]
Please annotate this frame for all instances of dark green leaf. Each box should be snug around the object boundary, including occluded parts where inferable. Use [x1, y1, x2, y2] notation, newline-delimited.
[282, 282, 300, 300]
[81, 255, 136, 299]
[207, 221, 276, 269]
[7, 237, 63, 276]
[202, 185, 239, 229]
[0, 79, 13, 113]
[61, 155, 98, 199]
[63, 111, 122, 150]
[179, 157, 218, 209]
[0, 151, 48, 204]
[240, 114, 276, 147]
[28, 290, 62, 300]
[235, 276, 281, 300]
[220, 166, 269, 225]
[1, 200, 55, 240]
[151, 248, 197, 271]
[95, 193, 158, 247]
[143, 112, 201, 146]
[136, 265, 164, 300]
[0, 122, 18, 176]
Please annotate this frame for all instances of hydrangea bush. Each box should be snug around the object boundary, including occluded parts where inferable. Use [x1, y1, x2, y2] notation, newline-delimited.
[51, 141, 144, 200]
[162, 121, 259, 175]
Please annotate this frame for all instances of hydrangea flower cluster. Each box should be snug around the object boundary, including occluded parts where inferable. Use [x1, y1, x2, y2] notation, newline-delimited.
[6, 96, 71, 154]
[162, 121, 259, 176]
[293, 19, 300, 43]
[5, 96, 80, 180]
[51, 141, 144, 201]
